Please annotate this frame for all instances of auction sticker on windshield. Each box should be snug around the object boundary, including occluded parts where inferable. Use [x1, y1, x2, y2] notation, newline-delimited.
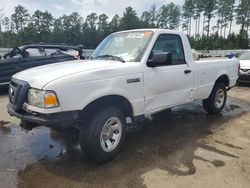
[127, 33, 145, 38]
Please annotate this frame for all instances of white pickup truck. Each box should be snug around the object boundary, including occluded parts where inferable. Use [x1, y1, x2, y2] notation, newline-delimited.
[8, 29, 239, 162]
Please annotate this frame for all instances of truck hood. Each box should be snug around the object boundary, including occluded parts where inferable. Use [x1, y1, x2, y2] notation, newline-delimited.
[12, 60, 127, 88]
[240, 60, 250, 69]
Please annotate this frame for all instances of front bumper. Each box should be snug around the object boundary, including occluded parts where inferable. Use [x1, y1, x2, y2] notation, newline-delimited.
[238, 74, 250, 83]
[8, 104, 80, 128]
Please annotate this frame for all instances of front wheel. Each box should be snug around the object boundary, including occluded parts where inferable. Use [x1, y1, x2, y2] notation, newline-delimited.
[203, 83, 227, 114]
[79, 106, 126, 163]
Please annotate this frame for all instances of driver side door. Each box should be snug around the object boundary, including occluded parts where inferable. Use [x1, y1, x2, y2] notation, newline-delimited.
[143, 34, 194, 114]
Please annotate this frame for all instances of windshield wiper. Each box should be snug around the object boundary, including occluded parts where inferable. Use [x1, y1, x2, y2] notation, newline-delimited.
[93, 55, 125, 63]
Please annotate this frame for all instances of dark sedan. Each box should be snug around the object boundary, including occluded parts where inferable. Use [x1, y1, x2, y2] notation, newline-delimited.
[0, 44, 83, 87]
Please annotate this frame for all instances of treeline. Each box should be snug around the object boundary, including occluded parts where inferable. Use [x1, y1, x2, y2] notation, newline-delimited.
[0, 0, 249, 50]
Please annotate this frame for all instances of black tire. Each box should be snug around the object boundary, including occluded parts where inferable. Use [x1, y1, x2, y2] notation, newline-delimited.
[79, 106, 126, 163]
[203, 83, 227, 114]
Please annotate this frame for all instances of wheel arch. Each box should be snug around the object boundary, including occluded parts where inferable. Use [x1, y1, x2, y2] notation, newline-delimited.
[79, 95, 134, 124]
[215, 74, 229, 87]
[206, 74, 229, 99]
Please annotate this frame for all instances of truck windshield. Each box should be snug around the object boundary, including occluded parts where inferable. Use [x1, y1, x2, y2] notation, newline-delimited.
[91, 31, 153, 62]
[239, 51, 250, 60]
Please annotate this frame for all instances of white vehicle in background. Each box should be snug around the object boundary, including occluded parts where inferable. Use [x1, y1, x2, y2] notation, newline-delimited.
[238, 50, 250, 83]
[8, 29, 239, 163]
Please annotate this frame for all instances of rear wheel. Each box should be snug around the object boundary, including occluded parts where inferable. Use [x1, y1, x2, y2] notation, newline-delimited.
[203, 83, 227, 114]
[79, 106, 126, 163]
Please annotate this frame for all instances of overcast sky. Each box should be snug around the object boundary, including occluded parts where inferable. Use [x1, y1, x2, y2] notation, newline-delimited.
[0, 0, 240, 34]
[0, 0, 184, 18]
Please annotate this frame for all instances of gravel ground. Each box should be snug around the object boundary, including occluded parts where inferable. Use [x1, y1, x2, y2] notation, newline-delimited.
[0, 85, 250, 188]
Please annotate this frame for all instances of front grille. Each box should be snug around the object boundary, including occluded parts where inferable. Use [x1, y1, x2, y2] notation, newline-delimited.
[9, 78, 30, 112]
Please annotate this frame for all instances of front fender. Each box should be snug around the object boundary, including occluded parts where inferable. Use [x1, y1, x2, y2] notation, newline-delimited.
[47, 75, 145, 117]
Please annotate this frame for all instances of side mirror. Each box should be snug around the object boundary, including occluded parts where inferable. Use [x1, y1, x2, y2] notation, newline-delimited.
[147, 52, 172, 67]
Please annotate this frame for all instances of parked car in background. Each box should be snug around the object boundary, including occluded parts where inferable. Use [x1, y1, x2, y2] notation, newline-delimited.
[225, 52, 236, 59]
[0, 44, 83, 87]
[238, 50, 250, 83]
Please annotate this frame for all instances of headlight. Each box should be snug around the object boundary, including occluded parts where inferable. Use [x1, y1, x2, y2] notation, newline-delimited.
[28, 89, 59, 108]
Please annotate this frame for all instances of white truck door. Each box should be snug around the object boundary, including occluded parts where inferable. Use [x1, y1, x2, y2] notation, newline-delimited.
[143, 34, 194, 114]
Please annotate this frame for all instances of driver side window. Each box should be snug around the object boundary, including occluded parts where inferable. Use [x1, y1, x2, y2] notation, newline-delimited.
[150, 34, 186, 65]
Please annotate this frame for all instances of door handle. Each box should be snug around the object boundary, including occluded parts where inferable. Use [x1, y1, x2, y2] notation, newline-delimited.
[184, 70, 192, 74]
